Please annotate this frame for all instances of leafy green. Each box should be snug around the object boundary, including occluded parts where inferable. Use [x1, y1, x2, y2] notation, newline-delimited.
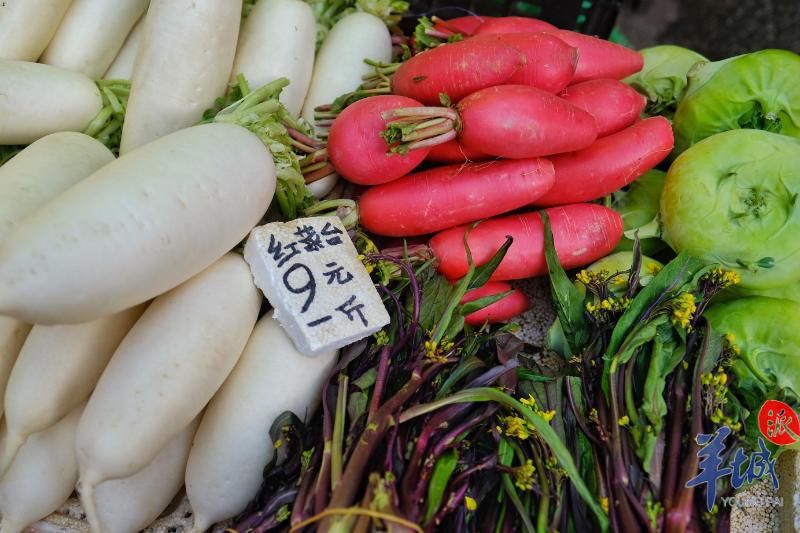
[673, 49, 800, 155]
[623, 45, 707, 119]
[203, 76, 316, 219]
[661, 129, 800, 289]
[424, 449, 458, 524]
[611, 169, 667, 254]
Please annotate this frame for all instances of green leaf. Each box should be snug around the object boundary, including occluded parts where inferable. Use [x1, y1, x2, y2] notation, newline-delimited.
[420, 274, 455, 333]
[606, 252, 705, 358]
[468, 236, 513, 291]
[459, 290, 512, 316]
[497, 438, 536, 533]
[541, 212, 589, 354]
[517, 369, 555, 383]
[424, 449, 459, 524]
[352, 368, 377, 390]
[436, 356, 485, 399]
[347, 391, 368, 422]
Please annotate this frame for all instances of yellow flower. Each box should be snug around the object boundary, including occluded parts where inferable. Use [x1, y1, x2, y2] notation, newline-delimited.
[504, 416, 531, 440]
[724, 332, 741, 355]
[520, 394, 537, 408]
[646, 262, 662, 275]
[576, 270, 592, 285]
[671, 292, 697, 330]
[465, 496, 477, 511]
[618, 416, 630, 427]
[541, 410, 556, 423]
[513, 460, 536, 491]
[373, 330, 389, 346]
[600, 497, 610, 514]
[703, 267, 741, 288]
[274, 439, 283, 449]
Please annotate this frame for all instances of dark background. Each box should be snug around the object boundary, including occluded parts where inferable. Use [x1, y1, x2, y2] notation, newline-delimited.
[618, 0, 800, 59]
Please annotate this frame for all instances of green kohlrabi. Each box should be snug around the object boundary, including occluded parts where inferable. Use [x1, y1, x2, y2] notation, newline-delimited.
[661, 129, 800, 290]
[705, 296, 800, 436]
[672, 49, 800, 155]
[611, 169, 667, 255]
[623, 45, 707, 119]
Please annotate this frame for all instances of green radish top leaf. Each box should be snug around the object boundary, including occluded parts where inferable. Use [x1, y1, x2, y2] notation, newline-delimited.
[541, 212, 590, 355]
[424, 449, 459, 524]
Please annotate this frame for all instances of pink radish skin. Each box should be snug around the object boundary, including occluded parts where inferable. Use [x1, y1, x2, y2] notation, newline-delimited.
[534, 117, 673, 206]
[473, 16, 555, 35]
[546, 30, 644, 83]
[559, 79, 647, 137]
[433, 15, 489, 36]
[430, 204, 623, 281]
[457, 84, 597, 159]
[461, 282, 530, 326]
[472, 32, 578, 93]
[328, 95, 430, 185]
[392, 38, 524, 105]
[426, 139, 490, 163]
[359, 157, 555, 236]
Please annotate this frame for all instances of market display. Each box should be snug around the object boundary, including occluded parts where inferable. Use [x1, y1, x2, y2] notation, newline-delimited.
[0, 0, 797, 532]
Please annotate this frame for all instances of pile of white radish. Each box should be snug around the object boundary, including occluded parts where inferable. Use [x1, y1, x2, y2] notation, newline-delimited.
[0, 1, 397, 531]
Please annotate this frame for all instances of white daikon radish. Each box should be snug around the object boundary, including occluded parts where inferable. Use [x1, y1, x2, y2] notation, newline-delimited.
[0, 402, 84, 533]
[186, 312, 337, 532]
[232, 0, 316, 116]
[307, 173, 339, 199]
[40, 0, 149, 79]
[0, 59, 102, 145]
[76, 253, 260, 533]
[0, 123, 275, 325]
[0, 304, 146, 476]
[0, 132, 114, 238]
[0, 0, 73, 61]
[103, 13, 145, 80]
[0, 317, 31, 419]
[93, 417, 200, 533]
[300, 12, 391, 131]
[119, 0, 242, 154]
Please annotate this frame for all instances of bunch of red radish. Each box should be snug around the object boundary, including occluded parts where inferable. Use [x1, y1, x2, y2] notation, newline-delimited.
[326, 15, 675, 325]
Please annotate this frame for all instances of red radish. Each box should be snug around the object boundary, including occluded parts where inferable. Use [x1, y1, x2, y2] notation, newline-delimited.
[456, 85, 597, 158]
[461, 282, 530, 326]
[392, 38, 524, 105]
[559, 79, 647, 137]
[534, 117, 673, 206]
[472, 32, 578, 93]
[381, 85, 597, 160]
[328, 95, 431, 185]
[430, 204, 623, 281]
[546, 30, 644, 83]
[359, 157, 555, 236]
[426, 139, 489, 163]
[473, 16, 555, 35]
[433, 15, 489, 36]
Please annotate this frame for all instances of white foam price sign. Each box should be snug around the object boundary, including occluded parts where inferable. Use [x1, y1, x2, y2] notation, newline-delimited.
[244, 216, 390, 356]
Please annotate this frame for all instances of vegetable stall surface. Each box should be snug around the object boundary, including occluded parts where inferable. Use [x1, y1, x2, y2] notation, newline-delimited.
[119, 0, 242, 154]
[186, 312, 337, 532]
[431, 203, 623, 281]
[39, 0, 149, 79]
[0, 123, 276, 325]
[359, 157, 555, 236]
[0, 0, 73, 61]
[661, 129, 800, 289]
[0, 60, 102, 145]
[75, 253, 261, 532]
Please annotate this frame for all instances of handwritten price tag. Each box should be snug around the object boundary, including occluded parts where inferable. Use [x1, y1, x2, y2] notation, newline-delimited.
[244, 216, 389, 356]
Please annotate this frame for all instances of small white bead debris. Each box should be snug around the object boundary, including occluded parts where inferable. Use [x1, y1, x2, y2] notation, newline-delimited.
[244, 216, 389, 357]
